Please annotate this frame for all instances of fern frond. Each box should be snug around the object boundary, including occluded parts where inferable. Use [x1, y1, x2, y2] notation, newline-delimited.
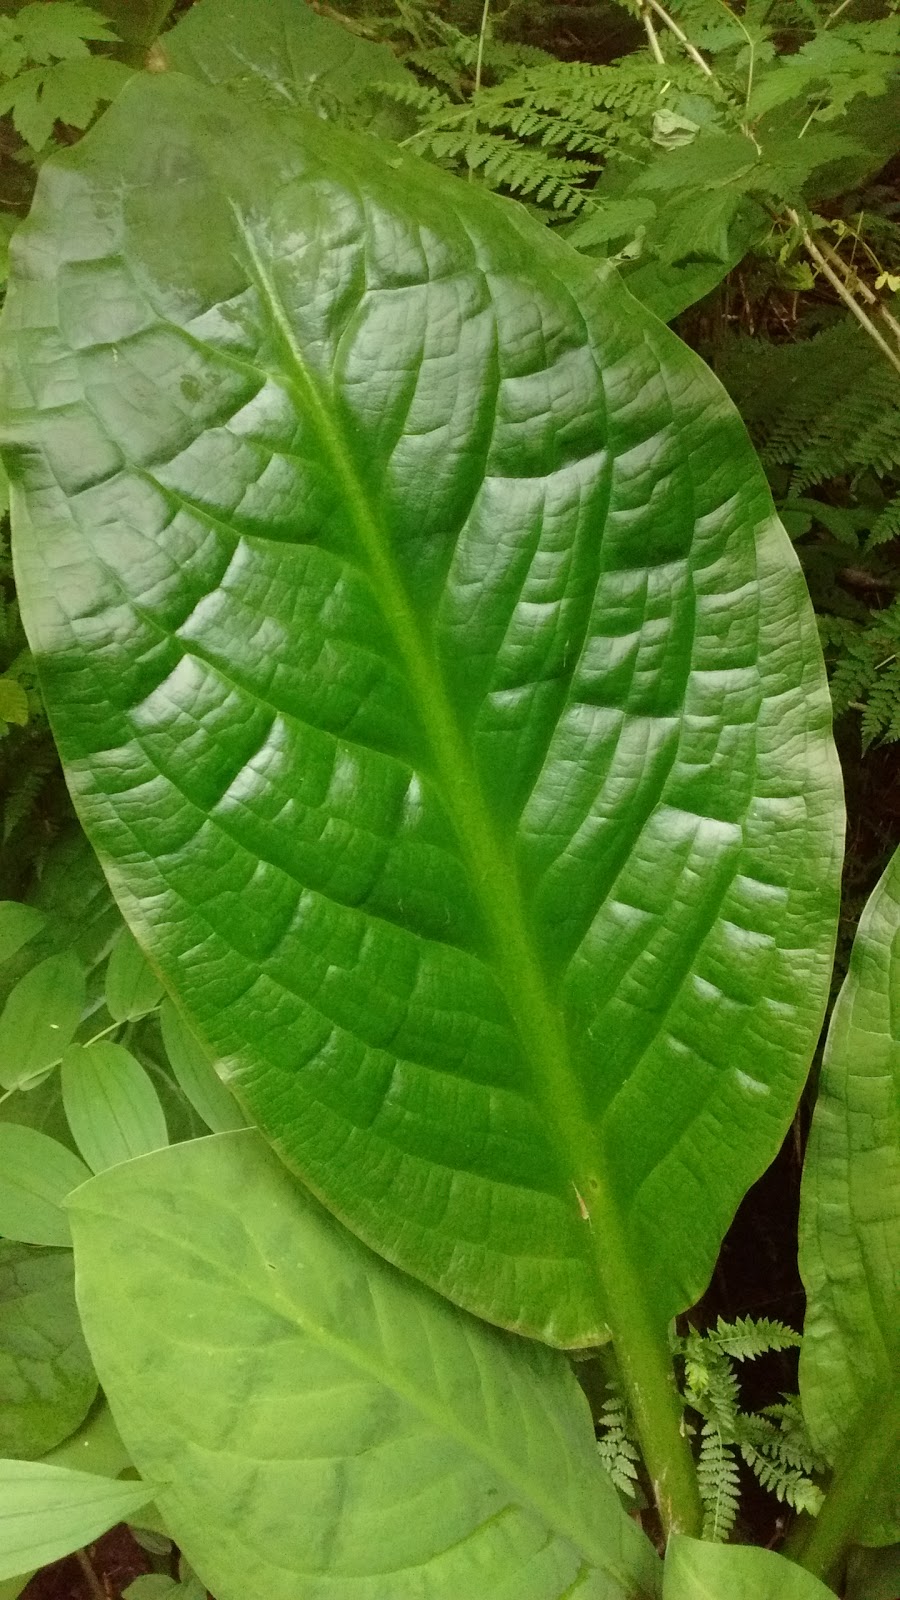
[701, 1315, 802, 1362]
[697, 1422, 741, 1543]
[869, 493, 900, 548]
[595, 1383, 641, 1500]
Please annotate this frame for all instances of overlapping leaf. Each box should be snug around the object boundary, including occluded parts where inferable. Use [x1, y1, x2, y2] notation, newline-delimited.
[799, 846, 900, 1543]
[1, 74, 842, 1343]
[69, 1131, 661, 1600]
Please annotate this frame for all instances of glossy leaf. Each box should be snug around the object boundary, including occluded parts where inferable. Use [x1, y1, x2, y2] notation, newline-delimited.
[0, 904, 46, 967]
[0, 1126, 90, 1247]
[799, 847, 900, 1544]
[69, 1131, 662, 1600]
[0, 954, 85, 1092]
[60, 1041, 168, 1172]
[158, 999, 246, 1134]
[0, 1459, 151, 1581]
[0, 1241, 96, 1459]
[662, 1536, 836, 1600]
[104, 929, 164, 1022]
[2, 76, 842, 1344]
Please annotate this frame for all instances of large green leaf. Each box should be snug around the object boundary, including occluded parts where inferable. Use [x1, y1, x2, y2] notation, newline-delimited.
[1, 75, 842, 1346]
[662, 1536, 836, 1599]
[799, 847, 900, 1546]
[0, 1242, 96, 1459]
[69, 1131, 661, 1600]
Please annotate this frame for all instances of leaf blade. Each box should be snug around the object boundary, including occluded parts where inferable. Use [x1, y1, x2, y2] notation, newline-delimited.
[0, 1459, 151, 1581]
[3, 76, 843, 1344]
[69, 1131, 661, 1600]
[799, 846, 900, 1543]
[61, 1041, 168, 1172]
[0, 1126, 91, 1246]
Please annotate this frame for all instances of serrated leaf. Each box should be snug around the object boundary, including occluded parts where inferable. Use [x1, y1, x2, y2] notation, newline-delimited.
[0, 56, 132, 149]
[0, 904, 46, 967]
[662, 1535, 836, 1599]
[158, 999, 246, 1134]
[104, 928, 164, 1022]
[2, 77, 842, 1345]
[69, 1131, 662, 1600]
[799, 846, 900, 1543]
[0, 1241, 96, 1458]
[0, 953, 85, 1092]
[13, 3, 119, 64]
[0, 1126, 90, 1246]
[0, 1458, 151, 1581]
[61, 1042, 168, 1172]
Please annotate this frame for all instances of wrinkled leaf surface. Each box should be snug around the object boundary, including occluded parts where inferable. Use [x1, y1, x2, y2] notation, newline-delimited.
[2, 76, 842, 1343]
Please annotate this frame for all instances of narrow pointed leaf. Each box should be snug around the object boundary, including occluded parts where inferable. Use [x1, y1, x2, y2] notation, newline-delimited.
[662, 1536, 836, 1600]
[61, 1041, 168, 1172]
[69, 1131, 661, 1600]
[0, 1241, 97, 1458]
[0, 1459, 151, 1581]
[1, 76, 842, 1344]
[0, 954, 85, 1092]
[104, 929, 164, 1022]
[0, 1126, 91, 1247]
[799, 847, 900, 1544]
[158, 999, 246, 1134]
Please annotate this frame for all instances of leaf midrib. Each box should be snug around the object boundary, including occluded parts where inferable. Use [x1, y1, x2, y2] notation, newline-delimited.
[75, 1181, 646, 1593]
[231, 212, 613, 1291]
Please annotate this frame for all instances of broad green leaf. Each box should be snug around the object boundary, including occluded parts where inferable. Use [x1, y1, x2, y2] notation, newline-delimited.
[0, 1241, 96, 1458]
[2, 76, 842, 1346]
[164, 0, 413, 135]
[0, 1458, 151, 1581]
[1, 938, 82, 1068]
[69, 1131, 662, 1600]
[799, 847, 900, 1544]
[662, 1536, 836, 1599]
[0, 1125, 90, 1246]
[0, 903, 45, 967]
[158, 999, 246, 1134]
[0, 952, 85, 1092]
[61, 1041, 168, 1172]
[104, 928, 164, 1021]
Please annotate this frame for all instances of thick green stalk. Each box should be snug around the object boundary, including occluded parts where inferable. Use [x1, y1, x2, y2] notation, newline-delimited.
[788, 1383, 900, 1588]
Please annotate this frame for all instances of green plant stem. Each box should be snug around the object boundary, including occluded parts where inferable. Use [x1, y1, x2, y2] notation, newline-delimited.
[603, 1257, 703, 1540]
[786, 1384, 900, 1588]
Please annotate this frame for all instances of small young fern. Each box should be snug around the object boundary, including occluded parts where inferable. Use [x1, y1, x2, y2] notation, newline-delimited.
[595, 1378, 642, 1500]
[674, 1317, 822, 1542]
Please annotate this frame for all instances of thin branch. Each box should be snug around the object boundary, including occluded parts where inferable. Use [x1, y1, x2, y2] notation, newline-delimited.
[644, 0, 715, 77]
[467, 0, 491, 181]
[788, 212, 900, 379]
[640, 3, 666, 65]
[816, 235, 900, 349]
[75, 1549, 106, 1600]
